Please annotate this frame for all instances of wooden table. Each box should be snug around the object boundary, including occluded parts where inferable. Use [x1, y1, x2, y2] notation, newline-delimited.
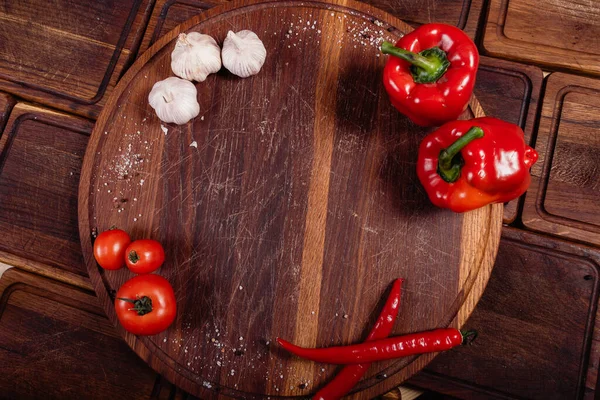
[0, 0, 598, 399]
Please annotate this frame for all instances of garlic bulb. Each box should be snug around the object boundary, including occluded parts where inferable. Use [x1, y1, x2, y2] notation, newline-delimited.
[171, 32, 221, 82]
[148, 77, 199, 125]
[222, 30, 267, 78]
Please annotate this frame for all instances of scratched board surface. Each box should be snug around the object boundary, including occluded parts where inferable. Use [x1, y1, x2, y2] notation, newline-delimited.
[78, 0, 502, 398]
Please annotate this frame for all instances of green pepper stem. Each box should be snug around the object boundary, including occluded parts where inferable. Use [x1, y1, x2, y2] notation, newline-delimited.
[438, 127, 484, 183]
[460, 330, 478, 345]
[381, 42, 450, 84]
[381, 41, 437, 72]
[117, 296, 153, 316]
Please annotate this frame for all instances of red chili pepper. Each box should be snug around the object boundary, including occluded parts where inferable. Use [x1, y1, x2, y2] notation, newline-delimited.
[277, 328, 476, 364]
[381, 23, 479, 127]
[417, 117, 539, 213]
[314, 279, 403, 400]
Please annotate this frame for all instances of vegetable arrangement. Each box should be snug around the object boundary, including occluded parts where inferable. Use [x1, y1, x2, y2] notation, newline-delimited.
[278, 280, 476, 399]
[103, 19, 538, 395]
[93, 228, 175, 336]
[278, 22, 537, 397]
[149, 29, 266, 125]
[313, 279, 403, 400]
[381, 22, 538, 212]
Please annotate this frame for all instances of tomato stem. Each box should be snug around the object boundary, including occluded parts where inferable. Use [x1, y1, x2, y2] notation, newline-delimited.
[118, 296, 153, 315]
[128, 250, 140, 264]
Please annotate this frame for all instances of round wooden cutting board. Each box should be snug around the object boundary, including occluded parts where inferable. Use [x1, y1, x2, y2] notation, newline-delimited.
[79, 0, 502, 398]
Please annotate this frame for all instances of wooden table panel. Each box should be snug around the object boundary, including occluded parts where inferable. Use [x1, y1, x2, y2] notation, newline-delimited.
[0, 92, 15, 134]
[138, 0, 484, 54]
[409, 228, 600, 399]
[475, 57, 542, 223]
[0, 268, 163, 400]
[483, 0, 600, 75]
[0, 0, 154, 119]
[0, 103, 92, 288]
[523, 73, 600, 246]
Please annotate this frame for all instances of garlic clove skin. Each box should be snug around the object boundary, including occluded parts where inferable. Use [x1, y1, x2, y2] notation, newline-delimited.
[171, 32, 221, 82]
[222, 30, 267, 78]
[148, 77, 200, 125]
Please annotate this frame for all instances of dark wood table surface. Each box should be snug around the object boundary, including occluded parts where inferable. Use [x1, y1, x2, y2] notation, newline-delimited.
[0, 0, 599, 399]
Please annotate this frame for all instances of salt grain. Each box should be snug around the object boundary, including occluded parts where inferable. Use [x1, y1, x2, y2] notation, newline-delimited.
[190, 141, 198, 148]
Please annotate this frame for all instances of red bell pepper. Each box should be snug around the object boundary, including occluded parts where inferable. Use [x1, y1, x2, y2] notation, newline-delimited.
[417, 117, 538, 213]
[381, 23, 479, 127]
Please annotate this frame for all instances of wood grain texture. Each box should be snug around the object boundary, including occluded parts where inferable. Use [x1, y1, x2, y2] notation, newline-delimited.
[409, 228, 600, 400]
[475, 57, 542, 224]
[0, 103, 93, 289]
[0, 268, 163, 400]
[138, 0, 484, 54]
[0, 0, 155, 119]
[79, 1, 502, 398]
[0, 92, 15, 134]
[522, 73, 600, 246]
[483, 0, 600, 75]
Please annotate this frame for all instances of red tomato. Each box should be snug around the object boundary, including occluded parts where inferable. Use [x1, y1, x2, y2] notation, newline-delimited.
[93, 229, 131, 270]
[125, 239, 165, 274]
[115, 274, 176, 335]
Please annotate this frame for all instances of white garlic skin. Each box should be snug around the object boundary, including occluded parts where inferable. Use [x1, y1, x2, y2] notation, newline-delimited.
[148, 77, 200, 125]
[222, 30, 267, 78]
[171, 32, 221, 82]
